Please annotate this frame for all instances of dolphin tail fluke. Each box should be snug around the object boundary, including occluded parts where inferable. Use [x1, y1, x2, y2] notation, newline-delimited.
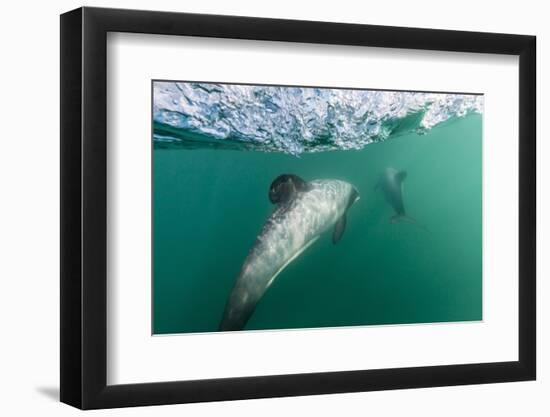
[390, 214, 430, 233]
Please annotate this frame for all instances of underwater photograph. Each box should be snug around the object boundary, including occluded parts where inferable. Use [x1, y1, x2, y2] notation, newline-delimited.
[152, 81, 483, 334]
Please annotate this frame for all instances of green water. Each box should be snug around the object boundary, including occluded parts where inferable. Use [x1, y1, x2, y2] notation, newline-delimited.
[153, 114, 482, 334]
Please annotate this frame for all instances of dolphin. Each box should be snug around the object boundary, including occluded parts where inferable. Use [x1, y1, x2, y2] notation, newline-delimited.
[376, 167, 426, 230]
[376, 167, 408, 223]
[219, 174, 360, 331]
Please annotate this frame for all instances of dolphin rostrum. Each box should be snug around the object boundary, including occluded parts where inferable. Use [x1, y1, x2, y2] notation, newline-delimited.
[219, 174, 360, 331]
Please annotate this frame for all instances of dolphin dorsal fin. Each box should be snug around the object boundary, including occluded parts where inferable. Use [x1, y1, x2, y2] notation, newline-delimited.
[396, 170, 407, 183]
[269, 174, 310, 204]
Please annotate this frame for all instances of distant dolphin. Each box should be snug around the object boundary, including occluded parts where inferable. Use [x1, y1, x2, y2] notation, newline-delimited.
[376, 167, 425, 229]
[219, 174, 360, 331]
[376, 167, 408, 222]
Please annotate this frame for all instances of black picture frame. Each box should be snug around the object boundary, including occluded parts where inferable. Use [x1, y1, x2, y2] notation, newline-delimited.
[60, 6, 536, 410]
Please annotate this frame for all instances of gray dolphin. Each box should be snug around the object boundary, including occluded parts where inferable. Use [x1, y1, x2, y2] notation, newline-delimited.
[376, 167, 408, 223]
[376, 167, 426, 230]
[219, 174, 360, 331]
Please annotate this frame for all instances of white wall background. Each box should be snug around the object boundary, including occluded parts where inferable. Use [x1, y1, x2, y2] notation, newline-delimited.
[0, 0, 545, 415]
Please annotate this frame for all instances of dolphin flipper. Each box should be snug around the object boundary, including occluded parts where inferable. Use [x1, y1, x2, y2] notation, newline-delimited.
[332, 214, 347, 244]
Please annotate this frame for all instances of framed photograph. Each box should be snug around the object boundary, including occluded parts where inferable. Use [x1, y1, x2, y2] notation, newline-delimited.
[60, 7, 536, 409]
